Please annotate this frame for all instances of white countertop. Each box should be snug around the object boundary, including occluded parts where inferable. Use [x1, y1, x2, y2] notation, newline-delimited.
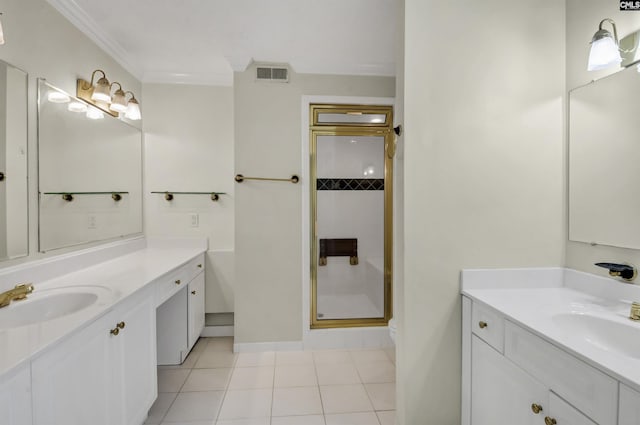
[462, 268, 640, 393]
[0, 240, 206, 379]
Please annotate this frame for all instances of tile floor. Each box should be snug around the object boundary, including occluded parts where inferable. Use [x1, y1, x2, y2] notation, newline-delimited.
[146, 337, 396, 425]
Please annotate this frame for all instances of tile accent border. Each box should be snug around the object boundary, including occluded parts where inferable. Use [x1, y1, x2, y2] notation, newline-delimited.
[317, 178, 384, 191]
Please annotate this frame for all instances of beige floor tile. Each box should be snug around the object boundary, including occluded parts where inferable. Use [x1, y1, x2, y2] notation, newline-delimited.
[145, 392, 177, 424]
[162, 391, 225, 422]
[182, 368, 233, 391]
[216, 419, 270, 425]
[349, 350, 390, 364]
[217, 389, 272, 420]
[158, 369, 191, 393]
[271, 415, 325, 425]
[313, 350, 353, 364]
[275, 351, 314, 365]
[376, 410, 396, 425]
[272, 387, 323, 417]
[235, 351, 276, 367]
[207, 337, 234, 352]
[195, 350, 238, 369]
[316, 362, 361, 385]
[320, 384, 374, 414]
[325, 412, 381, 425]
[227, 366, 275, 389]
[355, 361, 396, 384]
[274, 365, 318, 387]
[365, 383, 395, 411]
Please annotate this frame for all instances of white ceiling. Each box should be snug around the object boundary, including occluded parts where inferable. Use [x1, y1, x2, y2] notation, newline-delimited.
[48, 0, 397, 86]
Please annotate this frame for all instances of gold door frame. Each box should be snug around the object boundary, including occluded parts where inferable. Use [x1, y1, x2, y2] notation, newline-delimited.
[309, 104, 394, 329]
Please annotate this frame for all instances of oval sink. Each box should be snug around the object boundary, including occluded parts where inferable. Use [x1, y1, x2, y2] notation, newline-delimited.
[0, 286, 112, 330]
[552, 313, 640, 359]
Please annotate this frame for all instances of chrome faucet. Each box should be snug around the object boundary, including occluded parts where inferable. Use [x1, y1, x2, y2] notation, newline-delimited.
[631, 302, 640, 321]
[0, 283, 34, 308]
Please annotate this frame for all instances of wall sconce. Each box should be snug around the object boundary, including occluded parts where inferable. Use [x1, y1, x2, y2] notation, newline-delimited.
[77, 70, 141, 120]
[0, 13, 5, 45]
[588, 19, 623, 71]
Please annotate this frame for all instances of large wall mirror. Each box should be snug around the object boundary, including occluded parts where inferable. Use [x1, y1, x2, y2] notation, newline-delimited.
[0, 60, 28, 261]
[38, 80, 142, 252]
[569, 65, 640, 249]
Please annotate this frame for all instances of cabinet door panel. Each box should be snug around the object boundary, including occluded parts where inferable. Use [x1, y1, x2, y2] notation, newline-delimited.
[32, 314, 114, 425]
[472, 335, 548, 425]
[188, 273, 205, 350]
[619, 384, 640, 425]
[113, 288, 157, 425]
[0, 364, 32, 425]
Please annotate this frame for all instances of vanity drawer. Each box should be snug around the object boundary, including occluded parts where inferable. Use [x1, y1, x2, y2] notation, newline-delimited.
[547, 393, 596, 425]
[504, 321, 617, 425]
[471, 301, 505, 353]
[155, 254, 205, 307]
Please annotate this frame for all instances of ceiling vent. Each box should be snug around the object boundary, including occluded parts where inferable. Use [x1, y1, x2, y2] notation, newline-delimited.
[256, 64, 289, 83]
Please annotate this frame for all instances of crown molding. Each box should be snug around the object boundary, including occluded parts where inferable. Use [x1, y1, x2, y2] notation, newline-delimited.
[46, 0, 143, 80]
[142, 71, 233, 87]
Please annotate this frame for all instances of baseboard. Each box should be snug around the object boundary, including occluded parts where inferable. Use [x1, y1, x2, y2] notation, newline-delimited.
[233, 340, 304, 353]
[201, 325, 234, 337]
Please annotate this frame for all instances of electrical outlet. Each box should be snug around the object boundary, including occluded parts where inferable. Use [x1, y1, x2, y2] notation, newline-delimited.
[189, 213, 199, 228]
[88, 215, 97, 229]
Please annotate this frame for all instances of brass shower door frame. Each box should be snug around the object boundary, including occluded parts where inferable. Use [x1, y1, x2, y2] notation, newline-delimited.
[309, 104, 394, 329]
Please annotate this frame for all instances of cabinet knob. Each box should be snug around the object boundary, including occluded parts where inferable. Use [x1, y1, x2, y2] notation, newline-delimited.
[110, 327, 120, 336]
[545, 417, 557, 425]
[175, 279, 181, 285]
[117, 321, 126, 329]
[531, 403, 543, 414]
[197, 264, 202, 268]
[191, 290, 196, 295]
[478, 321, 488, 329]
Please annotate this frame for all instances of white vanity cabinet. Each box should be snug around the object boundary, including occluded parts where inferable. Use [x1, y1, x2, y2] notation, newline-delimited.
[472, 335, 548, 425]
[156, 254, 206, 365]
[0, 364, 32, 425]
[464, 296, 626, 425]
[31, 285, 156, 425]
[188, 273, 205, 349]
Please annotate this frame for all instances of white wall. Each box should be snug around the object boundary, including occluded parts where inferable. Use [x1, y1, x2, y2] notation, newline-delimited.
[402, 0, 565, 423]
[143, 83, 235, 313]
[234, 64, 395, 344]
[0, 0, 141, 270]
[565, 0, 640, 276]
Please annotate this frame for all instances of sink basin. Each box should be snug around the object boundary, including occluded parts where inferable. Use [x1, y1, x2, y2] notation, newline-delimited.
[0, 286, 113, 330]
[552, 313, 640, 359]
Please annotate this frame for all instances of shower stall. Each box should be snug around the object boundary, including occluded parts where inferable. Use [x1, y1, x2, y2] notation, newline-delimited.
[309, 104, 394, 329]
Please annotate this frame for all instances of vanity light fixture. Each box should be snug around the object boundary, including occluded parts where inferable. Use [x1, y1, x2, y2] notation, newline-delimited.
[124, 91, 141, 121]
[86, 106, 104, 120]
[588, 19, 623, 71]
[47, 91, 70, 103]
[77, 69, 141, 120]
[0, 13, 5, 45]
[67, 101, 87, 113]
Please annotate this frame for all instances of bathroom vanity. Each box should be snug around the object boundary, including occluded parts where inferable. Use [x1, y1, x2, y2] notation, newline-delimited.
[461, 268, 640, 425]
[0, 237, 206, 425]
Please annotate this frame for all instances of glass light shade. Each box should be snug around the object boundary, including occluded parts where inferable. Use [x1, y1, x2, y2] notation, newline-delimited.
[109, 88, 127, 113]
[86, 107, 104, 120]
[125, 98, 142, 120]
[91, 77, 111, 103]
[47, 91, 70, 103]
[68, 101, 87, 113]
[588, 30, 622, 71]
